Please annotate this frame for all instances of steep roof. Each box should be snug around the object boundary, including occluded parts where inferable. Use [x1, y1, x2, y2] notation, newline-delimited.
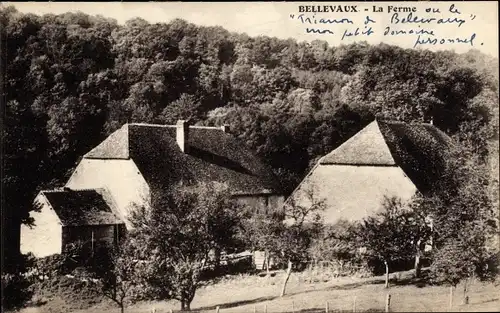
[84, 123, 281, 195]
[321, 120, 396, 165]
[320, 119, 452, 193]
[40, 189, 124, 226]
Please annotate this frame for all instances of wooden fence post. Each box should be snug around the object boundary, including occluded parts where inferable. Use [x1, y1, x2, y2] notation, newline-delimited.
[253, 305, 256, 313]
[385, 293, 391, 312]
[216, 306, 220, 313]
[292, 301, 295, 313]
[449, 286, 453, 311]
[264, 304, 267, 313]
[353, 296, 357, 312]
[169, 309, 173, 313]
[325, 301, 329, 313]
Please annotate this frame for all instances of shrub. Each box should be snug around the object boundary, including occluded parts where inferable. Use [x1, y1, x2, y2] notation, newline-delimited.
[1, 272, 34, 310]
[32, 274, 104, 310]
[1, 253, 36, 310]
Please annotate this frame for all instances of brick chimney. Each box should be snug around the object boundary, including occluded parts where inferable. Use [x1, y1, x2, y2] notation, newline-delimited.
[220, 124, 230, 133]
[176, 120, 190, 153]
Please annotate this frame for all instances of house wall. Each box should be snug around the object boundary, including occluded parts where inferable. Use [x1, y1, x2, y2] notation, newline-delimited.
[66, 159, 149, 229]
[21, 194, 62, 258]
[289, 164, 418, 224]
[66, 158, 284, 227]
[235, 194, 285, 214]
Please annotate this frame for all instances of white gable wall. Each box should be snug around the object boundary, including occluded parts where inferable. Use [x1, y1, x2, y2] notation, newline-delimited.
[66, 159, 150, 229]
[21, 194, 63, 258]
[289, 164, 418, 224]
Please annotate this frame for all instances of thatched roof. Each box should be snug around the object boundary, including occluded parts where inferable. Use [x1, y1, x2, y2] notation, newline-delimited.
[40, 189, 123, 226]
[320, 119, 452, 193]
[285, 119, 453, 224]
[321, 120, 397, 166]
[84, 123, 281, 195]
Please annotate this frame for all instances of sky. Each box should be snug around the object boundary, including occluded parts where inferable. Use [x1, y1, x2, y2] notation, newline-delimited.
[6, 1, 499, 57]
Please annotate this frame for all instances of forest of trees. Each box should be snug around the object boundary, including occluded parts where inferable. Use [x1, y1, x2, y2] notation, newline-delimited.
[1, 6, 499, 270]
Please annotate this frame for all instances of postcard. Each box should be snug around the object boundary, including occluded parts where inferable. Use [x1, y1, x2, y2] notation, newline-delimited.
[2, 2, 498, 313]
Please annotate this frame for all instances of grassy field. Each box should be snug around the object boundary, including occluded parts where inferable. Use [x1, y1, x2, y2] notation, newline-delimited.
[16, 269, 500, 313]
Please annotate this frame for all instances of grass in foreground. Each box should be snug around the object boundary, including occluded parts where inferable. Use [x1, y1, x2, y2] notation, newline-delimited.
[16, 269, 500, 313]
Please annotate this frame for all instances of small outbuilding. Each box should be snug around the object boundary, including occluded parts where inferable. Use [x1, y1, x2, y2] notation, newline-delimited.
[21, 188, 125, 258]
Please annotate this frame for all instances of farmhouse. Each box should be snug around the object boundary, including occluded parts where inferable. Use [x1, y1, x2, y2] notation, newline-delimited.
[286, 119, 452, 224]
[65, 120, 284, 226]
[21, 120, 284, 257]
[21, 188, 125, 258]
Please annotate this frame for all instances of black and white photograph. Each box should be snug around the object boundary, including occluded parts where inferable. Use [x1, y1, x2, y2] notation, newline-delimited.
[1, 1, 499, 312]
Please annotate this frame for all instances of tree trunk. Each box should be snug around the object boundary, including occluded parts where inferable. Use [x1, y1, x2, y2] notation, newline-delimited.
[384, 260, 389, 289]
[414, 250, 421, 278]
[462, 278, 469, 305]
[265, 251, 271, 276]
[120, 303, 124, 313]
[414, 239, 425, 278]
[449, 285, 454, 311]
[280, 260, 293, 297]
[181, 299, 186, 311]
[186, 288, 196, 311]
[214, 247, 221, 274]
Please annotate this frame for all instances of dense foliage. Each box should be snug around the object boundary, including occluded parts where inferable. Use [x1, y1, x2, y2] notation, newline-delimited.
[426, 141, 499, 299]
[356, 196, 432, 287]
[1, 253, 36, 310]
[1, 6, 498, 302]
[308, 219, 361, 272]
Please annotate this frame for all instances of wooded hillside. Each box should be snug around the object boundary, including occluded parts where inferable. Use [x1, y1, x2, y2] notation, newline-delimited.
[1, 6, 498, 264]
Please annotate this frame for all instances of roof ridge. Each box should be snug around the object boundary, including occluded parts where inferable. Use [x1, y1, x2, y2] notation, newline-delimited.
[319, 163, 398, 167]
[41, 187, 103, 194]
[376, 119, 405, 125]
[73, 188, 106, 192]
[40, 187, 73, 194]
[128, 123, 176, 128]
[189, 125, 224, 130]
[125, 124, 130, 159]
[128, 122, 223, 130]
[377, 119, 436, 127]
[40, 189, 63, 194]
[374, 120, 401, 165]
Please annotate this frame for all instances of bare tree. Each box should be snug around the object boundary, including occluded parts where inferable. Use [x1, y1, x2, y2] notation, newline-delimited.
[83, 241, 139, 313]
